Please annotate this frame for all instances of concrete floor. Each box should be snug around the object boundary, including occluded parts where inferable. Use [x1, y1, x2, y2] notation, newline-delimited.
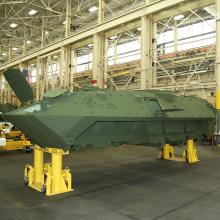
[1, 144, 220, 220]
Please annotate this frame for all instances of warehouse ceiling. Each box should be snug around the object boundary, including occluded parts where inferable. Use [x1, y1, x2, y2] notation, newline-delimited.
[0, 0, 215, 64]
[0, 0, 144, 61]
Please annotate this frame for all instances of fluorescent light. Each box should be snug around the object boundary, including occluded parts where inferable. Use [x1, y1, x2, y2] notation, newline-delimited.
[28, 9, 37, 16]
[26, 40, 31, 44]
[88, 44, 93, 47]
[53, 55, 58, 58]
[174, 14, 185, 20]
[10, 23, 17, 28]
[137, 27, 141, 31]
[110, 35, 118, 40]
[63, 21, 66, 25]
[89, 6, 98, 12]
[12, 47, 18, 51]
[1, 53, 7, 56]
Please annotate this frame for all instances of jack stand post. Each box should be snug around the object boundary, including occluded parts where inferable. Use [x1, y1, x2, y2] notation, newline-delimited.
[158, 144, 174, 160]
[183, 139, 199, 163]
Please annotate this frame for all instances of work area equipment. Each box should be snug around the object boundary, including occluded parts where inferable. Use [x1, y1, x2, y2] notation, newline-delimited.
[158, 139, 199, 163]
[24, 145, 73, 196]
[0, 123, 32, 152]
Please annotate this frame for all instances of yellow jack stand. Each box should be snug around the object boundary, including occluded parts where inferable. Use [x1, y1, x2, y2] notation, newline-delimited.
[158, 144, 174, 160]
[183, 139, 199, 163]
[24, 145, 73, 196]
[159, 139, 199, 163]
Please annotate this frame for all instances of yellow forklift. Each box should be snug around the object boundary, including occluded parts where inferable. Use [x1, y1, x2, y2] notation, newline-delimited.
[0, 122, 32, 153]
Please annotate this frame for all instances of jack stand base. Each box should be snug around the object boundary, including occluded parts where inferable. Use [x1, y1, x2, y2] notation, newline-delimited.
[24, 145, 73, 196]
[158, 139, 199, 164]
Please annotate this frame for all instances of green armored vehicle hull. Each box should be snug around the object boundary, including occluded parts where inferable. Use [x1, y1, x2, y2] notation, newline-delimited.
[3, 69, 215, 151]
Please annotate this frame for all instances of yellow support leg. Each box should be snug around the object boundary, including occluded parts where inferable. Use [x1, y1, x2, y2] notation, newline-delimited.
[159, 140, 199, 163]
[24, 145, 44, 192]
[159, 144, 174, 160]
[183, 139, 199, 163]
[45, 148, 73, 196]
[24, 145, 73, 196]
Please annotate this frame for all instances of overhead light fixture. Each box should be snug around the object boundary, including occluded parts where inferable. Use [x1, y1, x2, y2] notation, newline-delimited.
[63, 21, 66, 25]
[1, 53, 7, 56]
[137, 27, 141, 31]
[53, 55, 58, 58]
[89, 6, 98, 12]
[26, 40, 31, 44]
[45, 31, 49, 35]
[28, 9, 37, 16]
[12, 47, 18, 51]
[88, 44, 93, 47]
[110, 35, 118, 40]
[174, 14, 185, 20]
[10, 23, 18, 28]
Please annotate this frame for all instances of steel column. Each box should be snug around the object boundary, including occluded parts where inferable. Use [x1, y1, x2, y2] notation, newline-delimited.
[216, 0, 220, 143]
[98, 0, 105, 24]
[92, 33, 106, 88]
[41, 16, 46, 48]
[141, 13, 154, 89]
[36, 56, 40, 101]
[8, 45, 12, 62]
[65, 0, 71, 38]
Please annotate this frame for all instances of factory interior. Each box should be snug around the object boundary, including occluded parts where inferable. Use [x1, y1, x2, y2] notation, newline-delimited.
[0, 0, 220, 219]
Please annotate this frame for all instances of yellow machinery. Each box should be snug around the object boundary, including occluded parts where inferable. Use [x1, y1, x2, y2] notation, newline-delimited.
[158, 139, 199, 163]
[24, 145, 73, 196]
[0, 124, 32, 152]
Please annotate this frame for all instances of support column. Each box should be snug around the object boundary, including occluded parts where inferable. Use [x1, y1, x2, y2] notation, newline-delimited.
[141, 14, 154, 89]
[65, 46, 71, 88]
[92, 33, 106, 88]
[98, 0, 104, 24]
[65, 0, 71, 38]
[216, 0, 220, 144]
[141, 0, 155, 89]
[60, 47, 65, 87]
[173, 20, 178, 53]
[8, 45, 12, 62]
[36, 56, 40, 101]
[70, 49, 76, 91]
[91, 0, 106, 89]
[45, 56, 50, 92]
[60, 46, 71, 88]
[23, 33, 27, 56]
[41, 16, 46, 48]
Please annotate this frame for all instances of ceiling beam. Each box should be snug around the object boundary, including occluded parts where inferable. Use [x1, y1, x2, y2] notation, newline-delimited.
[0, 0, 213, 71]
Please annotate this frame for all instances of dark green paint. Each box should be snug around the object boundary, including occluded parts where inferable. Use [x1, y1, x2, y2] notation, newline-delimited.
[3, 69, 215, 151]
[3, 69, 33, 103]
